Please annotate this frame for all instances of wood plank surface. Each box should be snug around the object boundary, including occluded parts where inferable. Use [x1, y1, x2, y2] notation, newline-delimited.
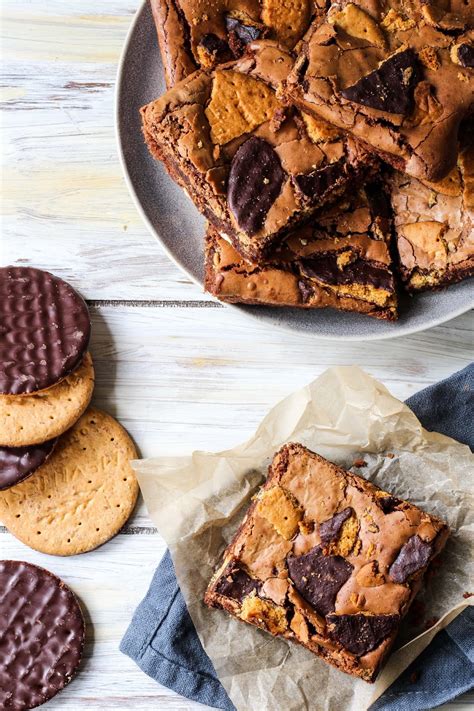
[1, 1, 473, 709]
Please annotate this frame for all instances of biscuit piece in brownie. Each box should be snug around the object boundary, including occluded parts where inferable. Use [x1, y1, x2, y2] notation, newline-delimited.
[204, 443, 449, 682]
[286, 0, 474, 182]
[205, 183, 398, 320]
[141, 41, 376, 261]
[150, 0, 328, 87]
[391, 140, 474, 290]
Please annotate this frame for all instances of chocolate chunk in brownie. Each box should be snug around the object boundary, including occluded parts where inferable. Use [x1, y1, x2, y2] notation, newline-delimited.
[204, 443, 449, 682]
[287, 546, 353, 615]
[141, 40, 376, 261]
[204, 182, 398, 320]
[389, 535, 433, 584]
[326, 613, 400, 655]
[286, 0, 474, 182]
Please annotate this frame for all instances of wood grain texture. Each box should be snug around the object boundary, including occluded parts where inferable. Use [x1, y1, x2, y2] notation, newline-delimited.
[1, 1, 473, 709]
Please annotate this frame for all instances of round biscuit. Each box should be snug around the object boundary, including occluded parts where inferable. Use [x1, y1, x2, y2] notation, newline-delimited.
[0, 407, 139, 556]
[0, 353, 94, 446]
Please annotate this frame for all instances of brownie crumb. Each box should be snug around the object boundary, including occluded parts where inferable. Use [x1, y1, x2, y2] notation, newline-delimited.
[352, 458, 367, 468]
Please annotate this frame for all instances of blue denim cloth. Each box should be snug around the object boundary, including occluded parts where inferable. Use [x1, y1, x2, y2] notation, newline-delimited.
[121, 364, 474, 710]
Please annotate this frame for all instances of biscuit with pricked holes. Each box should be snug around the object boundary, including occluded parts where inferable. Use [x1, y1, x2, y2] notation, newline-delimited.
[205, 69, 280, 145]
[0, 407, 138, 555]
[0, 353, 94, 447]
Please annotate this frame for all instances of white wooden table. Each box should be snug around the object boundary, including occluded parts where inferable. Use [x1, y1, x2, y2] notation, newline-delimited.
[2, 2, 473, 708]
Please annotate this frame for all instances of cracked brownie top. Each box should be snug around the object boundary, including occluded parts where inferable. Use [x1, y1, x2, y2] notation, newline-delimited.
[150, 0, 328, 86]
[141, 40, 376, 261]
[205, 182, 398, 319]
[391, 134, 474, 289]
[204, 443, 449, 682]
[286, 0, 474, 182]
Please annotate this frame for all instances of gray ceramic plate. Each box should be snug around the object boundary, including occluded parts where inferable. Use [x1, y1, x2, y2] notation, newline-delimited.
[115, 0, 473, 340]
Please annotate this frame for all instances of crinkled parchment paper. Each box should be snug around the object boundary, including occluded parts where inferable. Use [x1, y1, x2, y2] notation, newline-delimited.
[133, 367, 473, 711]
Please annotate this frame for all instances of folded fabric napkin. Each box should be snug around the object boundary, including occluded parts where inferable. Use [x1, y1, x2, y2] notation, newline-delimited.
[121, 364, 474, 711]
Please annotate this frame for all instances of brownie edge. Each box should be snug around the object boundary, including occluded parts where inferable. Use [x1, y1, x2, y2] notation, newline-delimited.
[204, 443, 449, 682]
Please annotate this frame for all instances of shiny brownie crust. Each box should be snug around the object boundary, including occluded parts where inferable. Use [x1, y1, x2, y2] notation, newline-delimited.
[204, 443, 449, 682]
[140, 40, 377, 262]
[204, 182, 398, 319]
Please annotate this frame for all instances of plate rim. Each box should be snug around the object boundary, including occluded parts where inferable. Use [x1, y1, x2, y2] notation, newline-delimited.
[114, 1, 473, 342]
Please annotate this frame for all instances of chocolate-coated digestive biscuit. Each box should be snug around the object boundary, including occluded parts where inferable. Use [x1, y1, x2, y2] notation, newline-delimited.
[205, 183, 398, 320]
[204, 443, 449, 682]
[0, 560, 85, 710]
[150, 0, 327, 87]
[0, 352, 95, 447]
[141, 40, 376, 261]
[286, 0, 474, 182]
[0, 266, 91, 395]
[0, 438, 57, 491]
[390, 138, 474, 290]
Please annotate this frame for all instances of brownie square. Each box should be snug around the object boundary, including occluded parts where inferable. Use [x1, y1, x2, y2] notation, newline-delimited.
[149, 0, 328, 87]
[205, 182, 398, 319]
[141, 40, 376, 261]
[391, 138, 474, 290]
[286, 0, 474, 182]
[204, 443, 449, 682]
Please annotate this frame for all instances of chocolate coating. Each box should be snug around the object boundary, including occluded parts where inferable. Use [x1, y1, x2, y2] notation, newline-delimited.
[0, 439, 57, 490]
[377, 495, 402, 514]
[319, 507, 352, 545]
[458, 44, 474, 68]
[215, 562, 261, 602]
[341, 49, 420, 115]
[198, 33, 232, 63]
[299, 254, 395, 291]
[327, 613, 399, 655]
[228, 136, 285, 235]
[389, 535, 433, 583]
[0, 560, 85, 710]
[294, 158, 346, 202]
[226, 16, 262, 46]
[0, 267, 91, 395]
[287, 545, 353, 616]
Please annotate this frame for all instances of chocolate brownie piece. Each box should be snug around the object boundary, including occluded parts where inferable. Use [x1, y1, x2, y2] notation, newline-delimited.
[391, 138, 474, 290]
[205, 183, 398, 320]
[286, 0, 474, 182]
[150, 0, 328, 87]
[204, 443, 449, 682]
[141, 40, 376, 261]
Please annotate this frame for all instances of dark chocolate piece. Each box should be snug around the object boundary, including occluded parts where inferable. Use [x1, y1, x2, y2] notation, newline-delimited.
[287, 545, 353, 616]
[299, 254, 395, 291]
[215, 562, 261, 602]
[319, 508, 352, 545]
[228, 136, 285, 235]
[0, 438, 57, 491]
[389, 535, 433, 583]
[294, 158, 346, 202]
[0, 266, 91, 395]
[457, 44, 474, 68]
[225, 16, 261, 45]
[198, 33, 232, 63]
[340, 49, 420, 115]
[327, 613, 399, 655]
[0, 560, 85, 709]
[377, 495, 402, 514]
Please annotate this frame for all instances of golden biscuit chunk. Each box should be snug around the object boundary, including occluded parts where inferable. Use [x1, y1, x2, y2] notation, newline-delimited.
[256, 485, 303, 539]
[329, 4, 386, 50]
[205, 70, 280, 145]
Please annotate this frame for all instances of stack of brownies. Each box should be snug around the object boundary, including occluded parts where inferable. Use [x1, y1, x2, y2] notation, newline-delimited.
[143, 0, 474, 321]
